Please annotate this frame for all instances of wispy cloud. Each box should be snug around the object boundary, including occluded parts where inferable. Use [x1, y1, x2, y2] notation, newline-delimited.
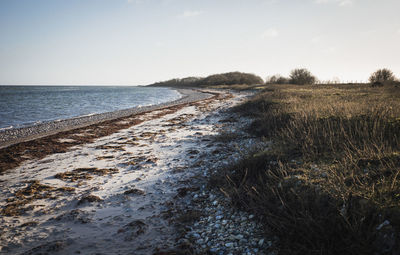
[261, 28, 279, 38]
[314, 0, 354, 7]
[178, 10, 203, 18]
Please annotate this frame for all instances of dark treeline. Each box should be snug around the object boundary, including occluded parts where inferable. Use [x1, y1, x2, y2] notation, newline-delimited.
[149, 68, 399, 88]
[148, 72, 264, 87]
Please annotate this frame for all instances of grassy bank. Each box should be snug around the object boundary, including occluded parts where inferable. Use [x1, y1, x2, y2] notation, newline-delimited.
[218, 84, 400, 254]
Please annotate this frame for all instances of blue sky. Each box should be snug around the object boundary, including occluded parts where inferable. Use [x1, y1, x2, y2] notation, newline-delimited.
[0, 0, 399, 85]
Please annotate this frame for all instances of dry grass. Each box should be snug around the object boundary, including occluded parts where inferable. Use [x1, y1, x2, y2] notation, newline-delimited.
[222, 84, 400, 254]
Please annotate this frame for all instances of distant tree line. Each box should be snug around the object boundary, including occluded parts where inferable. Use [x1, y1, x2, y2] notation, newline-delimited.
[265, 68, 399, 86]
[149, 72, 264, 87]
[149, 77, 203, 87]
[201, 72, 264, 86]
[265, 68, 317, 85]
[149, 68, 399, 88]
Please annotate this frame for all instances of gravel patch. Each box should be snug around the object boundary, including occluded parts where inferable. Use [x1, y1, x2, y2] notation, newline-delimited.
[170, 100, 278, 255]
[182, 190, 276, 255]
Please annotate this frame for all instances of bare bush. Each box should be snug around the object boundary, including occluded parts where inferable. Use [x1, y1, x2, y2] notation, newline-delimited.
[265, 74, 289, 84]
[369, 68, 396, 84]
[289, 68, 317, 85]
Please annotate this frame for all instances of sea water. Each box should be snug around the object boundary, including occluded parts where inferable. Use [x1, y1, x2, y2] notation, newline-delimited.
[0, 86, 181, 129]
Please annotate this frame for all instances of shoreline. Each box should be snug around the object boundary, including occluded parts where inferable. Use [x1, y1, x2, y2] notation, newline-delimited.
[0, 89, 223, 173]
[0, 90, 265, 254]
[0, 88, 213, 149]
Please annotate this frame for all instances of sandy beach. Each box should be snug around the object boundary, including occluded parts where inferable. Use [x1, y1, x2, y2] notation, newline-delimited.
[0, 89, 268, 254]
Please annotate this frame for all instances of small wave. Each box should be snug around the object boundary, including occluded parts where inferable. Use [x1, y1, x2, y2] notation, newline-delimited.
[73, 113, 97, 118]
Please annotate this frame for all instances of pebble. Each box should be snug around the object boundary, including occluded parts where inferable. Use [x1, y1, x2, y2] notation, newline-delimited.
[192, 233, 201, 239]
[225, 242, 234, 248]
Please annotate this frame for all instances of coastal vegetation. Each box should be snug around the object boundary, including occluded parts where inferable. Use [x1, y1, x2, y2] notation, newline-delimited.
[369, 68, 397, 86]
[266, 68, 317, 85]
[215, 82, 400, 254]
[151, 68, 399, 88]
[288, 68, 317, 85]
[148, 71, 264, 87]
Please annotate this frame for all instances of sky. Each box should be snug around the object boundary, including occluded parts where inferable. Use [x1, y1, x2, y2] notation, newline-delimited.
[0, 0, 399, 85]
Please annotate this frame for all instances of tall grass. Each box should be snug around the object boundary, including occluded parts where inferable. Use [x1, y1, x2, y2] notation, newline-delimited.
[222, 84, 400, 254]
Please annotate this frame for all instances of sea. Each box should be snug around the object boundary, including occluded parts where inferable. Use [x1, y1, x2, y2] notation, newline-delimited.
[0, 86, 181, 130]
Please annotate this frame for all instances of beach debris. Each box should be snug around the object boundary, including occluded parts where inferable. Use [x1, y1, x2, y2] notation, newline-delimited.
[23, 240, 66, 255]
[53, 209, 92, 223]
[95, 144, 126, 151]
[56, 186, 76, 192]
[1, 180, 74, 216]
[55, 167, 119, 182]
[19, 221, 39, 228]
[176, 187, 200, 197]
[171, 166, 187, 174]
[123, 188, 145, 196]
[187, 149, 200, 155]
[118, 220, 148, 241]
[145, 157, 158, 164]
[77, 195, 103, 205]
[95, 155, 115, 160]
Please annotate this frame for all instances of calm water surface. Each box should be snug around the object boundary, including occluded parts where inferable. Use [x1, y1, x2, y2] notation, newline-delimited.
[0, 86, 181, 129]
